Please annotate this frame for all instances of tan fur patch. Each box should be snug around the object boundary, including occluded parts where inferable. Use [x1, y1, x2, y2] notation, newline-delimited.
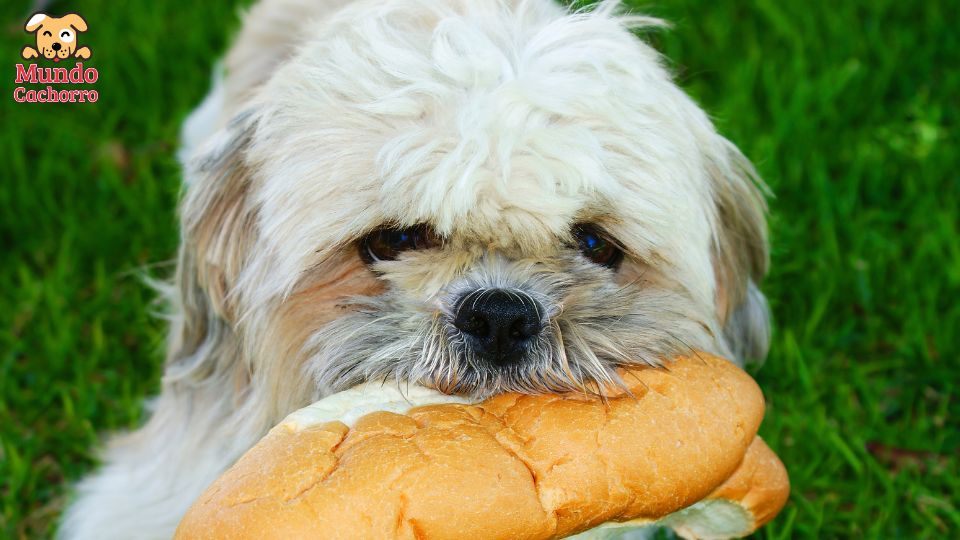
[254, 250, 384, 417]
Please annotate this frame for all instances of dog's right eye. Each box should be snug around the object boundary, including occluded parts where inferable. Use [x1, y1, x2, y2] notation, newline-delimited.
[360, 225, 441, 264]
[43, 30, 51, 37]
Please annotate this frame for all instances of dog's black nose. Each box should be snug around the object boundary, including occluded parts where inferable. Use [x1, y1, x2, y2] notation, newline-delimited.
[51, 42, 61, 51]
[454, 289, 542, 365]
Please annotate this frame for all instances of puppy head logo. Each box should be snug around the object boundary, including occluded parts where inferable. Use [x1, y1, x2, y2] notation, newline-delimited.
[21, 13, 91, 62]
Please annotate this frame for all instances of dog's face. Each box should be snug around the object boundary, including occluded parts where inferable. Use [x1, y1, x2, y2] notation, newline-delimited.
[25, 13, 87, 61]
[179, 1, 769, 403]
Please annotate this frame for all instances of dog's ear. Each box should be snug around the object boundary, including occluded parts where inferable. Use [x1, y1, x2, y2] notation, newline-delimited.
[709, 139, 772, 366]
[179, 114, 258, 323]
[62, 13, 88, 32]
[159, 114, 259, 392]
[25, 13, 46, 32]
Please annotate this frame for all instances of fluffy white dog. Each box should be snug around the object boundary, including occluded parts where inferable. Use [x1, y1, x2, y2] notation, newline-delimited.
[60, 0, 770, 538]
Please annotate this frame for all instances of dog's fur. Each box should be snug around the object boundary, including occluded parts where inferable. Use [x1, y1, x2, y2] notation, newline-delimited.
[21, 13, 91, 61]
[60, 0, 770, 538]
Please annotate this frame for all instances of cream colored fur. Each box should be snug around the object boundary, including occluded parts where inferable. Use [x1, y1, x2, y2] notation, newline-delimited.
[60, 0, 770, 538]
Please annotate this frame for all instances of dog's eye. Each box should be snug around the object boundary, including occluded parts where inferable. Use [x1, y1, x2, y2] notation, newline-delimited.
[573, 224, 623, 269]
[43, 31, 51, 37]
[360, 224, 441, 263]
[60, 30, 70, 38]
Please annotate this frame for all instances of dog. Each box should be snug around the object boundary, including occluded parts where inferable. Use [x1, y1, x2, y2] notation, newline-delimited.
[60, 0, 770, 538]
[22, 13, 91, 62]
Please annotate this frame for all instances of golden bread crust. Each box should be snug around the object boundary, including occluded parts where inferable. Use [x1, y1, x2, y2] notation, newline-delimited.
[175, 353, 777, 539]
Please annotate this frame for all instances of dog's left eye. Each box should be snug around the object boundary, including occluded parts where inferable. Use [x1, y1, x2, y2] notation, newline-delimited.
[60, 31, 70, 38]
[573, 224, 623, 269]
[360, 224, 441, 264]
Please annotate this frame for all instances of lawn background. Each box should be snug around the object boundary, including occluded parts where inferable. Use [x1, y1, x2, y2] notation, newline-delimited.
[1, 0, 957, 538]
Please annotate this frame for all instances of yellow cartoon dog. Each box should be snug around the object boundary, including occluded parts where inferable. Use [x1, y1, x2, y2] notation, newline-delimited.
[22, 13, 91, 62]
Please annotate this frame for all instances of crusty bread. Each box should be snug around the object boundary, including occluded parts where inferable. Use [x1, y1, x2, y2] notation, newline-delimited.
[175, 353, 788, 539]
[583, 437, 789, 540]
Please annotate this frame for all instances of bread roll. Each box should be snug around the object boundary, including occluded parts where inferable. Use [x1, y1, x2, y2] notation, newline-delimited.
[175, 353, 788, 539]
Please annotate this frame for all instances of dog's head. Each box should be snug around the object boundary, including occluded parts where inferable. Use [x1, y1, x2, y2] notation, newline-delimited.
[24, 13, 87, 61]
[174, 0, 770, 407]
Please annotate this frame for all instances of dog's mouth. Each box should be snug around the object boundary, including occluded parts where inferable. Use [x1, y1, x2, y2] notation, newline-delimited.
[42, 48, 70, 60]
[40, 49, 65, 61]
[305, 283, 717, 399]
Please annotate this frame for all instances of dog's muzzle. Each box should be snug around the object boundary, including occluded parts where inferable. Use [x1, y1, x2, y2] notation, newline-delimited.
[453, 289, 543, 366]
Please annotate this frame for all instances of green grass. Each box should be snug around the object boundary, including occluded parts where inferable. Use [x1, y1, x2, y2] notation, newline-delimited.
[1, 0, 957, 538]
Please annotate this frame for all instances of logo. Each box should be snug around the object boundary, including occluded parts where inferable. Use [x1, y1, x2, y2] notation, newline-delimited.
[14, 12, 98, 103]
[22, 13, 91, 62]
